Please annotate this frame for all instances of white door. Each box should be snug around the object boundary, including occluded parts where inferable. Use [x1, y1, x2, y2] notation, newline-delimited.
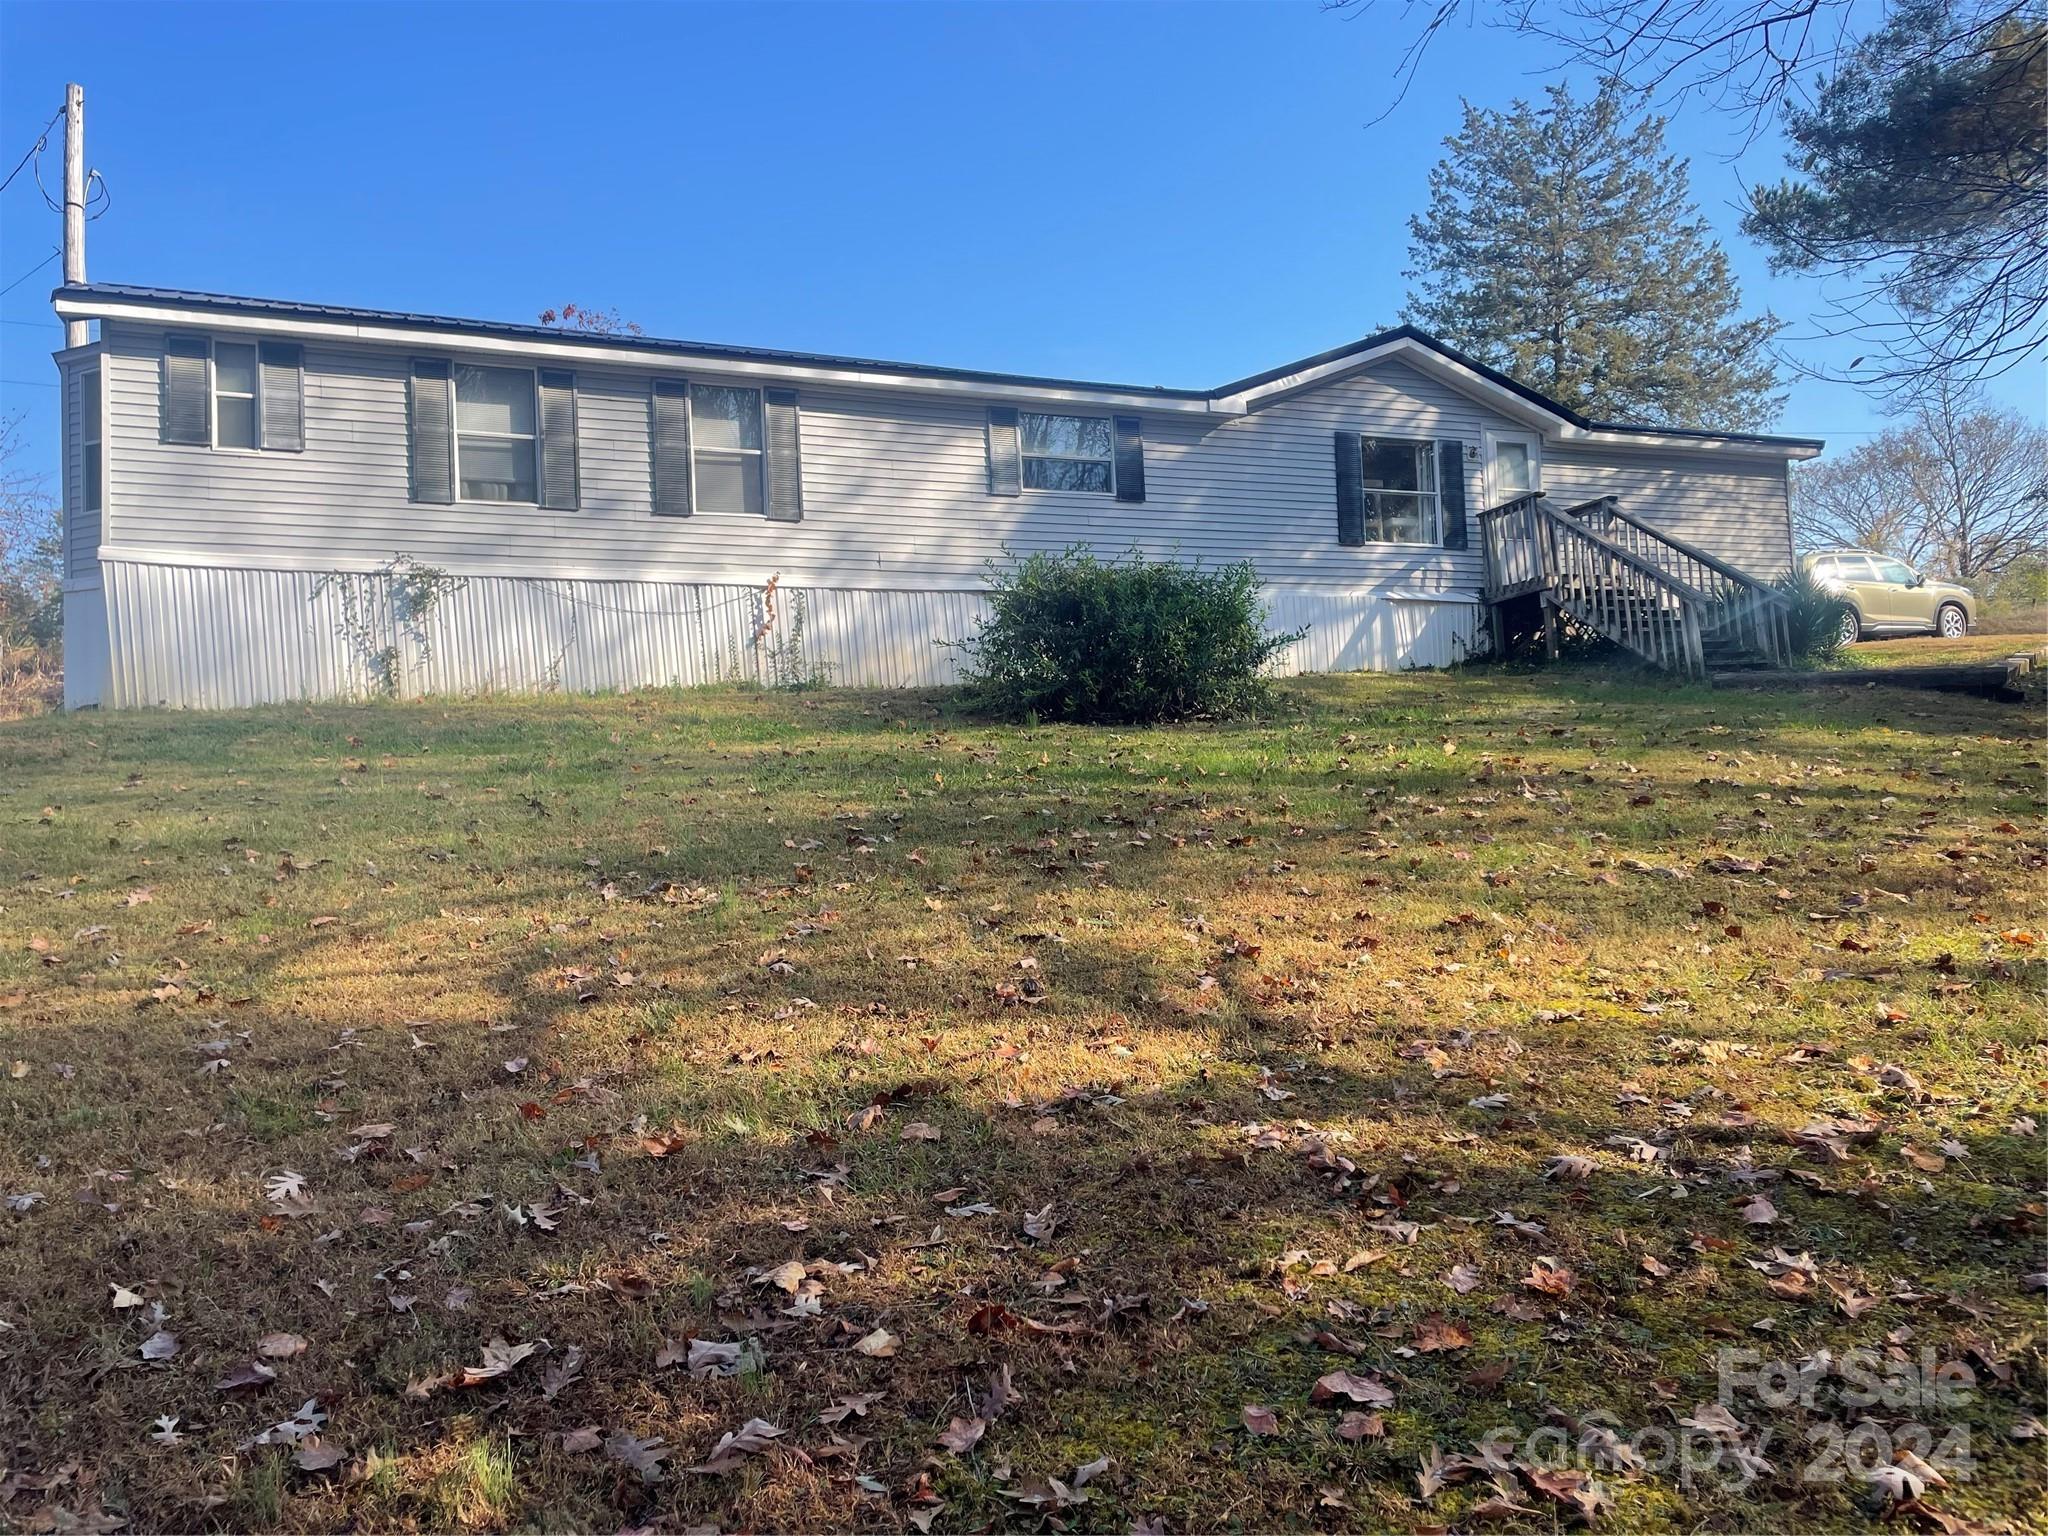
[1484, 430, 1541, 506]
[1483, 431, 1543, 585]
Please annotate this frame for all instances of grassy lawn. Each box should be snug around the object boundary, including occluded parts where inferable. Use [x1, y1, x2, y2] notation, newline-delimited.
[1841, 632, 2046, 669]
[1, 669, 2042, 1533]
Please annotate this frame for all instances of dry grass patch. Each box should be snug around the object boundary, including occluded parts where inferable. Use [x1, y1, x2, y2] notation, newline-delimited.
[0, 670, 2041, 1533]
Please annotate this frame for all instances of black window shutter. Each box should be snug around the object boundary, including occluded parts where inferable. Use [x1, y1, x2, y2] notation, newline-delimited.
[651, 379, 692, 517]
[1334, 431, 1364, 546]
[258, 341, 304, 452]
[537, 369, 580, 511]
[161, 335, 211, 445]
[1438, 440, 1468, 549]
[408, 359, 455, 504]
[763, 387, 803, 523]
[986, 405, 1021, 496]
[1113, 415, 1145, 503]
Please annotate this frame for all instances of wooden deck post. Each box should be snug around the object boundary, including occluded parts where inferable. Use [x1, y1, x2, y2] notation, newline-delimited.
[1540, 598, 1561, 661]
[1680, 604, 1705, 681]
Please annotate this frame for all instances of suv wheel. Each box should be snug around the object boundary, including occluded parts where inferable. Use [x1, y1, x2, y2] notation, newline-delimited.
[1837, 608, 1862, 646]
[1938, 603, 1968, 638]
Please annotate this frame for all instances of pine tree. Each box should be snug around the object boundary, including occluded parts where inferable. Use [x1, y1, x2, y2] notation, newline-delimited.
[1403, 81, 1783, 432]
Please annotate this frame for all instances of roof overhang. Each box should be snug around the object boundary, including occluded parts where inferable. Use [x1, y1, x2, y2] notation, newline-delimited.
[51, 291, 1248, 417]
[51, 286, 1824, 454]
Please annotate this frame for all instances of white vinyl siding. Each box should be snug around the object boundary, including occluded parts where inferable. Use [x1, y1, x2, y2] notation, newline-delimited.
[97, 325, 1790, 604]
[1542, 444, 1796, 577]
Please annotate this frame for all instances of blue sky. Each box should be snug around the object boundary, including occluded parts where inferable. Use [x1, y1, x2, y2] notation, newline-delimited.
[2, 0, 2040, 496]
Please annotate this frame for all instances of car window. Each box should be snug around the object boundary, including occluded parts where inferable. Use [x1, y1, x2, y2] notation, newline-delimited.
[1823, 556, 1874, 581]
[1869, 558, 1913, 584]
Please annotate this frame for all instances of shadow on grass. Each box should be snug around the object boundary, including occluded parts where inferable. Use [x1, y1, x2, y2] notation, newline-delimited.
[1, 676, 2041, 1531]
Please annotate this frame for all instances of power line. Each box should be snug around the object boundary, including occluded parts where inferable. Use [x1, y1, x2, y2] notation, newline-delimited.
[0, 249, 59, 298]
[31, 138, 60, 212]
[0, 377, 59, 389]
[0, 107, 63, 196]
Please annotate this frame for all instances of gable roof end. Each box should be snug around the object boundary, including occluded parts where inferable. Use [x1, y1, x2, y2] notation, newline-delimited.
[1214, 326, 1823, 454]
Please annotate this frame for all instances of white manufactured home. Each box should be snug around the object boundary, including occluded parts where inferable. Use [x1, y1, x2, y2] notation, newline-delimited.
[51, 283, 1822, 709]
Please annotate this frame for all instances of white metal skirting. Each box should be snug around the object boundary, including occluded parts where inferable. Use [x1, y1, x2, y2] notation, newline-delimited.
[1264, 589, 1485, 673]
[96, 560, 1484, 709]
[61, 579, 111, 710]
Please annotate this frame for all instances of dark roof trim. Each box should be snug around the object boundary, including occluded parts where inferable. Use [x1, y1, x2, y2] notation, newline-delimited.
[52, 282, 1825, 450]
[52, 283, 1212, 400]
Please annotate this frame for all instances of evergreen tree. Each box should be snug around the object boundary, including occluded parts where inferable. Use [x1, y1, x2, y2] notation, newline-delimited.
[1742, 3, 2046, 386]
[1403, 81, 1782, 432]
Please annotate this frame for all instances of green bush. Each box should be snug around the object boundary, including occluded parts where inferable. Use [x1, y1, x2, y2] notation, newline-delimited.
[1986, 557, 2046, 615]
[1772, 568, 1851, 667]
[957, 547, 1304, 723]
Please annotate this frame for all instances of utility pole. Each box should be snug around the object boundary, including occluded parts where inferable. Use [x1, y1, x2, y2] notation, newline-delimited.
[62, 82, 86, 348]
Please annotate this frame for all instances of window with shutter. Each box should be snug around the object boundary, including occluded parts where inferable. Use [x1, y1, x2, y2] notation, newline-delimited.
[689, 384, 764, 514]
[537, 370, 580, 511]
[1019, 412, 1113, 493]
[161, 336, 211, 445]
[80, 366, 102, 514]
[986, 406, 1022, 496]
[454, 365, 538, 503]
[1113, 416, 1146, 503]
[408, 359, 456, 505]
[1438, 440, 1468, 549]
[213, 342, 258, 449]
[763, 388, 802, 523]
[259, 342, 305, 452]
[1336, 436, 1445, 545]
[651, 380, 692, 517]
[164, 335, 306, 453]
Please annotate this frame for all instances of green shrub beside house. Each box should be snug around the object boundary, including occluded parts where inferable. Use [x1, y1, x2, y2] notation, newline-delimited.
[957, 547, 1304, 723]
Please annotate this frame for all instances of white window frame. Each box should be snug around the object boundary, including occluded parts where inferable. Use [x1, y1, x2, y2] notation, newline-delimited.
[209, 338, 262, 455]
[453, 362, 540, 507]
[687, 382, 766, 516]
[80, 364, 103, 513]
[1019, 410, 1115, 496]
[1358, 436, 1442, 547]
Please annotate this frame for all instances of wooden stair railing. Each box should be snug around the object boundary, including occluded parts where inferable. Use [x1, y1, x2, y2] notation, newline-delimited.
[1477, 491, 1550, 600]
[1536, 502, 1710, 679]
[1480, 491, 1788, 679]
[1565, 497, 1792, 667]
